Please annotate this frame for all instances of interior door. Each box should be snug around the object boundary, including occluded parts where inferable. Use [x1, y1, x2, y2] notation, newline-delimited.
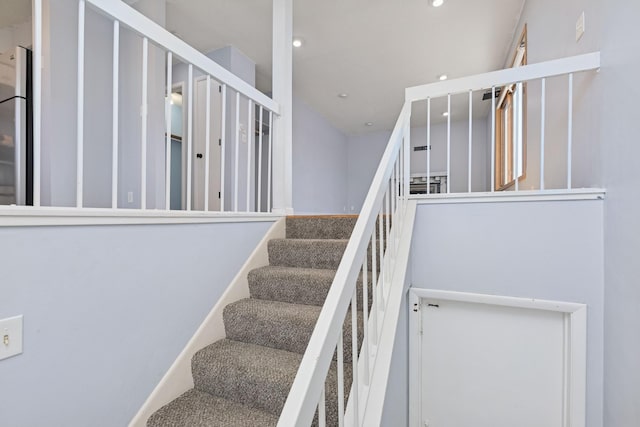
[418, 298, 566, 427]
[192, 77, 223, 211]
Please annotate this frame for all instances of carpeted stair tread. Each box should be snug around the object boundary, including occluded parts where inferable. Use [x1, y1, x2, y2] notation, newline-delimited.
[268, 238, 348, 270]
[286, 216, 357, 240]
[248, 265, 373, 309]
[146, 389, 278, 427]
[224, 298, 363, 360]
[224, 298, 321, 355]
[147, 215, 370, 426]
[192, 339, 302, 415]
[248, 265, 335, 306]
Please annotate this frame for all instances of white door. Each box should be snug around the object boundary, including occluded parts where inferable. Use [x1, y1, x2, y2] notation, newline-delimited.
[411, 291, 586, 427]
[192, 77, 223, 211]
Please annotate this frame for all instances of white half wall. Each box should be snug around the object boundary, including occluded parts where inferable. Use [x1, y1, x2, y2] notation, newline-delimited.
[406, 198, 604, 426]
[0, 220, 275, 427]
[292, 96, 348, 214]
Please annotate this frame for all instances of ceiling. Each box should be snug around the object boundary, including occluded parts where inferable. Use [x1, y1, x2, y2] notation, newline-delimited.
[0, 0, 526, 135]
[166, 0, 526, 135]
[0, 0, 30, 29]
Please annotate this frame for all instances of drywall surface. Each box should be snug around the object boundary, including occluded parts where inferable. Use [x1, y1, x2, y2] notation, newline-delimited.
[505, 0, 602, 191]
[346, 130, 390, 213]
[0, 20, 31, 53]
[410, 119, 489, 193]
[292, 96, 348, 214]
[410, 200, 604, 426]
[346, 119, 489, 213]
[173, 45, 257, 212]
[599, 0, 640, 424]
[0, 220, 274, 427]
[380, 284, 410, 427]
[41, 0, 167, 209]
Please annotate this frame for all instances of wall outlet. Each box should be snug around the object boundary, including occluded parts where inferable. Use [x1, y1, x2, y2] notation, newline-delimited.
[127, 191, 133, 203]
[576, 12, 585, 42]
[0, 315, 23, 361]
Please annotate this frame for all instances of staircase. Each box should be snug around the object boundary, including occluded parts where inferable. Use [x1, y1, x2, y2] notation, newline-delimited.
[147, 216, 365, 426]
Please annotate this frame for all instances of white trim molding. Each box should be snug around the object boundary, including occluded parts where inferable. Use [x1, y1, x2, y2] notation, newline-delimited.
[0, 206, 283, 227]
[409, 288, 587, 427]
[410, 188, 605, 205]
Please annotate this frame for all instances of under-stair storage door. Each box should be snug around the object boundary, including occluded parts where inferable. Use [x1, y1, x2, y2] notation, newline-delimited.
[192, 76, 223, 211]
[410, 289, 586, 427]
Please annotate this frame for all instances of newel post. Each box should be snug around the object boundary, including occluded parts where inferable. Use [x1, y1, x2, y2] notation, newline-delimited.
[271, 0, 294, 215]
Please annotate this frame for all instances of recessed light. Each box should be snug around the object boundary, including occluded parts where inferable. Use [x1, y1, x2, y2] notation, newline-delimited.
[438, 74, 448, 81]
[442, 112, 449, 117]
[432, 0, 444, 7]
[365, 122, 373, 127]
[338, 93, 348, 98]
[292, 38, 303, 48]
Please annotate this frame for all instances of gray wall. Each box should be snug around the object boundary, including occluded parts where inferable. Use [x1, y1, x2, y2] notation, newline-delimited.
[173, 45, 257, 212]
[0, 220, 274, 427]
[41, 0, 167, 209]
[346, 119, 490, 213]
[407, 199, 605, 426]
[507, 0, 602, 191]
[599, 0, 640, 424]
[346, 130, 390, 213]
[410, 119, 489, 193]
[292, 97, 348, 214]
[508, 0, 640, 424]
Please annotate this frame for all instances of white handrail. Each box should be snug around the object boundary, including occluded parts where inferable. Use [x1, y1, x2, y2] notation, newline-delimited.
[405, 52, 600, 102]
[278, 102, 411, 426]
[407, 53, 600, 197]
[85, 0, 279, 115]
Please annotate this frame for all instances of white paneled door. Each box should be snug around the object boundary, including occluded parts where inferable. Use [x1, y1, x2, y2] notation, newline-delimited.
[409, 289, 586, 427]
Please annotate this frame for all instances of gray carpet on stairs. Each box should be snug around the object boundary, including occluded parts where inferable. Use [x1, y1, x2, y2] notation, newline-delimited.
[147, 389, 278, 426]
[147, 216, 364, 427]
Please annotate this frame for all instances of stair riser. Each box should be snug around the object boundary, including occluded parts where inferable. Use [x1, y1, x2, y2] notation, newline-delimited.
[192, 340, 300, 417]
[286, 217, 357, 240]
[268, 239, 348, 270]
[224, 302, 363, 363]
[285, 216, 392, 242]
[248, 267, 374, 309]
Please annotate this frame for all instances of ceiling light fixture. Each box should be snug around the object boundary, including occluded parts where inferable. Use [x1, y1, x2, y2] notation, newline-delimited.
[292, 38, 303, 48]
[438, 74, 448, 81]
[432, 0, 444, 7]
[442, 112, 449, 117]
[338, 93, 348, 98]
[365, 122, 373, 127]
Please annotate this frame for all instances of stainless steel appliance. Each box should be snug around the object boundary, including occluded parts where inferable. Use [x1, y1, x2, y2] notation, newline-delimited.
[0, 46, 32, 205]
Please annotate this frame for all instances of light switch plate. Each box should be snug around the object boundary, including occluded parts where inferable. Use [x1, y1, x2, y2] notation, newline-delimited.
[576, 12, 585, 42]
[0, 315, 23, 361]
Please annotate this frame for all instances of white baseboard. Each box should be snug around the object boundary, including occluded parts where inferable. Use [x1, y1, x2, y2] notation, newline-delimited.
[129, 218, 286, 426]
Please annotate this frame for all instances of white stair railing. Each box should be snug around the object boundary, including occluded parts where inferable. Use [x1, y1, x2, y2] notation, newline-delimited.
[31, 0, 280, 213]
[279, 53, 601, 426]
[406, 52, 600, 195]
[278, 102, 411, 426]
